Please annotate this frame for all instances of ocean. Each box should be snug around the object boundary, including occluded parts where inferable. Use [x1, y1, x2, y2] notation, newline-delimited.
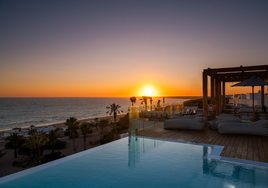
[0, 97, 188, 131]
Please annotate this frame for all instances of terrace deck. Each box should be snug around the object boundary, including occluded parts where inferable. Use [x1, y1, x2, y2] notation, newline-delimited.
[138, 123, 268, 163]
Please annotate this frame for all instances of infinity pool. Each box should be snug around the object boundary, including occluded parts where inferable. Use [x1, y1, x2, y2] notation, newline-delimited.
[0, 137, 268, 187]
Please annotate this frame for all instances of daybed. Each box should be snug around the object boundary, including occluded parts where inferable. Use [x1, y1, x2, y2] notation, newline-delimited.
[208, 117, 252, 130]
[164, 116, 206, 130]
[218, 119, 268, 136]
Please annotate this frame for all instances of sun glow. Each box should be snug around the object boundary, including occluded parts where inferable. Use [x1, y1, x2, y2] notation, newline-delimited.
[139, 85, 158, 97]
[144, 88, 153, 96]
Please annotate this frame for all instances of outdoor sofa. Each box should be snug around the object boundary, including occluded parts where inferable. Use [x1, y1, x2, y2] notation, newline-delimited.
[208, 117, 252, 130]
[218, 119, 268, 136]
[164, 115, 206, 130]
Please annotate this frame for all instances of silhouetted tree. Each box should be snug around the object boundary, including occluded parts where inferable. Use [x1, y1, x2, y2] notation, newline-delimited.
[130, 96, 136, 106]
[94, 117, 99, 130]
[80, 123, 93, 150]
[48, 129, 60, 153]
[65, 117, 80, 153]
[99, 119, 109, 131]
[106, 103, 123, 139]
[5, 132, 23, 158]
[23, 132, 48, 165]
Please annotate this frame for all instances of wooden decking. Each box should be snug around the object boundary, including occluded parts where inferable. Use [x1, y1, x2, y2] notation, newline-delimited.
[138, 123, 268, 163]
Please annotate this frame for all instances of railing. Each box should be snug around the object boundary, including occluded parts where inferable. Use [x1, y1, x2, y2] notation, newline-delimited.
[128, 102, 184, 136]
[229, 98, 268, 106]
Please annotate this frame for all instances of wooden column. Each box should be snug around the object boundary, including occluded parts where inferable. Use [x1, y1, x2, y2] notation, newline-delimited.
[211, 77, 215, 105]
[261, 85, 264, 106]
[222, 81, 225, 112]
[218, 80, 222, 114]
[203, 71, 208, 122]
[267, 70, 268, 107]
[215, 79, 219, 116]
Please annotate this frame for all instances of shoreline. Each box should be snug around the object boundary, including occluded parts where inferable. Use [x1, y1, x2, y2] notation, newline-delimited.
[0, 113, 127, 136]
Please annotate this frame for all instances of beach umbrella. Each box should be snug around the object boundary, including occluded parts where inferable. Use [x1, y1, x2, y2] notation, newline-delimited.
[231, 76, 268, 120]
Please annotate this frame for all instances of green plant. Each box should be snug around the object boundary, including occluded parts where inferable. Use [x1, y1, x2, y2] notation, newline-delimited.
[18, 145, 33, 159]
[106, 103, 123, 139]
[65, 117, 80, 153]
[44, 140, 67, 150]
[42, 151, 65, 163]
[130, 96, 136, 106]
[99, 131, 115, 145]
[80, 123, 93, 150]
[5, 133, 24, 158]
[48, 129, 61, 153]
[23, 132, 48, 165]
[115, 113, 129, 134]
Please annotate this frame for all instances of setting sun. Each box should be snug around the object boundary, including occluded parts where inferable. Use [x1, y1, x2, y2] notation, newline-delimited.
[144, 88, 152, 96]
[138, 85, 158, 97]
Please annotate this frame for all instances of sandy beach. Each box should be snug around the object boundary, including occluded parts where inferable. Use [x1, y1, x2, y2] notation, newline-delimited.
[0, 114, 126, 177]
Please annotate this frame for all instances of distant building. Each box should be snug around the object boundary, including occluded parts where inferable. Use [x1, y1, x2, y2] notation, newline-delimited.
[229, 93, 267, 106]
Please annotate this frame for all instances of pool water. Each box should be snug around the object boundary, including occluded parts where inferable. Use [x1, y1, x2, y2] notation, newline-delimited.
[0, 137, 268, 187]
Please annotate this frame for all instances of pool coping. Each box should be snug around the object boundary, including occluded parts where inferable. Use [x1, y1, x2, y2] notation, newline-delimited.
[1, 136, 268, 185]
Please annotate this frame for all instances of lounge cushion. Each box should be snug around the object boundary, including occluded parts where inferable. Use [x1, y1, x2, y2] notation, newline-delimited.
[218, 119, 268, 136]
[164, 118, 205, 130]
[208, 117, 251, 130]
[170, 114, 204, 120]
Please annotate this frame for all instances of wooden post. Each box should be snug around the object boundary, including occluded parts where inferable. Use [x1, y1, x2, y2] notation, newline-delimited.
[219, 81, 222, 114]
[203, 71, 208, 122]
[267, 70, 268, 107]
[214, 79, 218, 115]
[211, 77, 215, 105]
[261, 85, 264, 106]
[252, 86, 255, 121]
[222, 81, 225, 112]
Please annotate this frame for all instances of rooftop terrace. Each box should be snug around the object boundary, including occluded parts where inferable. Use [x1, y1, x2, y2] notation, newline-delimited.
[138, 119, 268, 163]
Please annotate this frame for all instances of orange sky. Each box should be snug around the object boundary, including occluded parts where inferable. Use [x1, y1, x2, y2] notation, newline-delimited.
[1, 1, 268, 97]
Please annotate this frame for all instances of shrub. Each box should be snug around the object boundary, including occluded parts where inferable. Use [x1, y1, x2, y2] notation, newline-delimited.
[44, 140, 67, 150]
[99, 131, 114, 145]
[64, 130, 70, 136]
[64, 129, 79, 138]
[18, 145, 33, 159]
[55, 140, 67, 149]
[13, 160, 35, 168]
[42, 151, 65, 163]
[5, 138, 25, 149]
[12, 161, 20, 166]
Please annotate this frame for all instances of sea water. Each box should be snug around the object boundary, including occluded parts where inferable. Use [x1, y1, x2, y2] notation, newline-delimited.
[0, 97, 187, 131]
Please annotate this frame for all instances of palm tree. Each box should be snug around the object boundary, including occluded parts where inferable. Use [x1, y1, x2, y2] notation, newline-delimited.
[94, 117, 99, 130]
[99, 119, 109, 131]
[80, 123, 93, 150]
[140, 96, 149, 109]
[130, 96, 136, 106]
[23, 132, 48, 165]
[48, 129, 60, 153]
[106, 103, 123, 139]
[65, 117, 80, 153]
[5, 132, 23, 158]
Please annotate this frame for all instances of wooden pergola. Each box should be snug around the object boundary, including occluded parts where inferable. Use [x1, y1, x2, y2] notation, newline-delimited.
[203, 65, 268, 121]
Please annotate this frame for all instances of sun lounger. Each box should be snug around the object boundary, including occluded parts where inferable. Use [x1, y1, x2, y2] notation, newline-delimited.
[218, 119, 268, 136]
[164, 117, 206, 130]
[208, 117, 252, 130]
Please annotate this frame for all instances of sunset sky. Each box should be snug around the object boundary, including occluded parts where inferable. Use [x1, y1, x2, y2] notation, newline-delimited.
[1, 1, 268, 97]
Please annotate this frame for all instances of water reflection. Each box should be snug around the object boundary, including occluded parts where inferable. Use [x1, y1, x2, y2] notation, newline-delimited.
[128, 137, 163, 168]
